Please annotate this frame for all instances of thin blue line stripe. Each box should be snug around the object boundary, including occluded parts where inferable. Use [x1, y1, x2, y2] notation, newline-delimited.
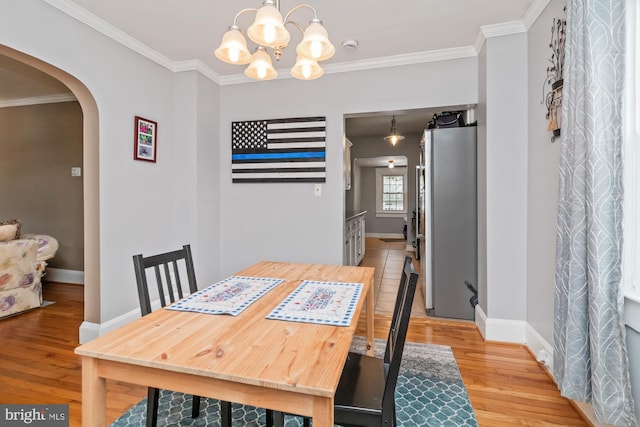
[232, 152, 326, 160]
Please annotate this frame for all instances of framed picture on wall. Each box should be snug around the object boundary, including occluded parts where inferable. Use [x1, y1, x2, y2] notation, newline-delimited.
[134, 116, 157, 162]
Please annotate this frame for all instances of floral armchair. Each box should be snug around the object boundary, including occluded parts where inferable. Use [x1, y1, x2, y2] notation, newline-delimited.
[0, 220, 58, 319]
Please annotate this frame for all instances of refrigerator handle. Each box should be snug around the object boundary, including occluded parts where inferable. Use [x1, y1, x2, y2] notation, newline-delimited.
[415, 165, 422, 241]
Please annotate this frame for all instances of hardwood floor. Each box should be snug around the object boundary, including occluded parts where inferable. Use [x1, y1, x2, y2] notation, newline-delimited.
[0, 278, 587, 426]
[359, 237, 428, 317]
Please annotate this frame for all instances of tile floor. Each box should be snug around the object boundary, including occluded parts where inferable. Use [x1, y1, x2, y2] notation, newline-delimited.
[359, 237, 428, 318]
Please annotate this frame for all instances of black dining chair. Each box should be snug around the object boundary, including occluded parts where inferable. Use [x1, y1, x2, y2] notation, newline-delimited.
[268, 256, 418, 427]
[132, 244, 232, 427]
[331, 256, 418, 427]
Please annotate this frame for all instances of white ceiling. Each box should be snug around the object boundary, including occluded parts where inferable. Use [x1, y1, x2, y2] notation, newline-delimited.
[0, 0, 541, 134]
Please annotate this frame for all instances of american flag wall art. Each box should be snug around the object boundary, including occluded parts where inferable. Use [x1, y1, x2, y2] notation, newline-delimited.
[231, 116, 326, 183]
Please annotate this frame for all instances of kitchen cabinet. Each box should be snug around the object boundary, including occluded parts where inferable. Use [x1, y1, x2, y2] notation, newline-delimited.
[344, 211, 366, 266]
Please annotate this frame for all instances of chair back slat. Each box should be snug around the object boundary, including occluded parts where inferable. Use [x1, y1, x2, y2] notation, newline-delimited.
[172, 260, 184, 301]
[132, 244, 198, 316]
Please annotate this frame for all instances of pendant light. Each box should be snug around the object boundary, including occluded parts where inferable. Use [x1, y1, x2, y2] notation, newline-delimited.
[384, 116, 405, 146]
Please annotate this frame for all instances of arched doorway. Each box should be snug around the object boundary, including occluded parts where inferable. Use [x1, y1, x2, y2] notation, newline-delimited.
[0, 45, 101, 330]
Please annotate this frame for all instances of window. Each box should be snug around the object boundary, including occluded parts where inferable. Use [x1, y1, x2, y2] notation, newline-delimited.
[382, 175, 404, 211]
[624, 0, 640, 300]
[375, 167, 407, 218]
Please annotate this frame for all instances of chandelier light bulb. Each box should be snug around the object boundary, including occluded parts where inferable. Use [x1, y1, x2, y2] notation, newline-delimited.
[257, 64, 267, 79]
[263, 24, 276, 44]
[229, 47, 240, 63]
[310, 40, 322, 59]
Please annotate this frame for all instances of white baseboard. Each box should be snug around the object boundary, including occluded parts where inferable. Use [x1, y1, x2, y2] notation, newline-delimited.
[44, 268, 84, 284]
[79, 307, 141, 343]
[78, 299, 168, 343]
[475, 304, 488, 337]
[365, 232, 405, 239]
[525, 323, 554, 369]
[474, 304, 527, 343]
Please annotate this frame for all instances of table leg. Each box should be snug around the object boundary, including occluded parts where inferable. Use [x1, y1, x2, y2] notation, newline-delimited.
[82, 356, 106, 426]
[312, 397, 333, 427]
[366, 283, 375, 356]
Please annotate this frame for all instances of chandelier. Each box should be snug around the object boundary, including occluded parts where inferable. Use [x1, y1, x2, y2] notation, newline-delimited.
[383, 116, 405, 146]
[214, 0, 335, 81]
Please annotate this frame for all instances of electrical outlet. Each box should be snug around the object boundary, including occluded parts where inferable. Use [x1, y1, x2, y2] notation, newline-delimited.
[314, 183, 322, 197]
[71, 167, 82, 177]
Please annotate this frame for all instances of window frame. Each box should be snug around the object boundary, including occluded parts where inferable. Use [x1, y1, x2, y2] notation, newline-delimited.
[375, 167, 407, 218]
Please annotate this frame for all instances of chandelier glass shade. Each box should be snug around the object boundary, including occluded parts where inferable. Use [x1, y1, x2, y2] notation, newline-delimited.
[384, 116, 405, 146]
[244, 46, 278, 80]
[215, 0, 334, 81]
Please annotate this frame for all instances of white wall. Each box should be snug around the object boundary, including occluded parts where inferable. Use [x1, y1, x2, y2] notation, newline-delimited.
[218, 60, 478, 277]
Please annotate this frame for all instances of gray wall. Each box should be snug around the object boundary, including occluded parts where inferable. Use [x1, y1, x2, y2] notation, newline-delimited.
[526, 0, 564, 359]
[0, 101, 83, 270]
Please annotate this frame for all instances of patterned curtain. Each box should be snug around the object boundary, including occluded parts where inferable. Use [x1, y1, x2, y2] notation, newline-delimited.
[553, 0, 637, 425]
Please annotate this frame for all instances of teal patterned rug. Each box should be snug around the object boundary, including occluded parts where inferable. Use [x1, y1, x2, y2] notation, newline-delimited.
[111, 337, 477, 427]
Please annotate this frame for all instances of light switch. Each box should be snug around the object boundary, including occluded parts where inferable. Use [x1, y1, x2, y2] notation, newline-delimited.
[314, 183, 322, 197]
[71, 167, 82, 177]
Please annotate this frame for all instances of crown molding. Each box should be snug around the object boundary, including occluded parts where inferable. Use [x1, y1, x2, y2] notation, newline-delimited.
[0, 93, 77, 108]
[473, 0, 549, 53]
[522, 0, 553, 30]
[473, 20, 528, 53]
[42, 0, 549, 87]
[218, 46, 478, 86]
[172, 60, 222, 85]
[324, 46, 478, 74]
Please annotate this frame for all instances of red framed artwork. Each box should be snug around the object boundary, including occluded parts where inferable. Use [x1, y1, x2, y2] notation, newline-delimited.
[134, 116, 157, 162]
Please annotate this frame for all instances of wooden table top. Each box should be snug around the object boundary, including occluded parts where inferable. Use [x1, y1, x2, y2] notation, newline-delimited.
[76, 261, 375, 398]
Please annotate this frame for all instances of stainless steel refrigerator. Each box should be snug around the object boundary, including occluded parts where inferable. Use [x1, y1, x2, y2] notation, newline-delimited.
[416, 127, 477, 320]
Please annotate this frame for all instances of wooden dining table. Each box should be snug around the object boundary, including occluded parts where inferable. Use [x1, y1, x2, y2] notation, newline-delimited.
[75, 261, 375, 427]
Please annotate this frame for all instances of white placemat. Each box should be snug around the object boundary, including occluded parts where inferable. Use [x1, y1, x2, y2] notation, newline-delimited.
[167, 276, 283, 316]
[266, 280, 363, 326]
